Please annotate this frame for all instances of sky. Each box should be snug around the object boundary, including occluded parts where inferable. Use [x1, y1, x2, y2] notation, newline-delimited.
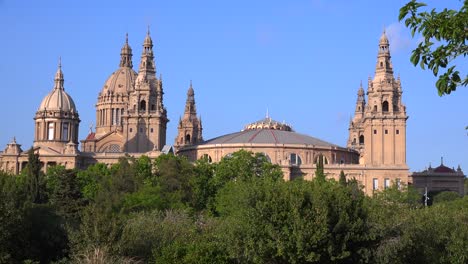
[0, 0, 466, 172]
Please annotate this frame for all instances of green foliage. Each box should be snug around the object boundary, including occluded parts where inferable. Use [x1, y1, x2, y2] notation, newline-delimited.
[314, 154, 325, 181]
[432, 190, 462, 204]
[399, 0, 468, 95]
[76, 163, 111, 201]
[215, 178, 372, 263]
[25, 148, 47, 203]
[2, 150, 466, 263]
[190, 158, 216, 211]
[339, 170, 347, 186]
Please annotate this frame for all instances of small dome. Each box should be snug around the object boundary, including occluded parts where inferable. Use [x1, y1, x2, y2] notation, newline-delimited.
[144, 32, 153, 46]
[38, 88, 77, 112]
[38, 63, 77, 113]
[101, 67, 137, 94]
[379, 30, 389, 45]
[244, 117, 293, 131]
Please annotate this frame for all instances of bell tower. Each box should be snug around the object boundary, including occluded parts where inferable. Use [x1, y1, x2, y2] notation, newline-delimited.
[361, 30, 408, 166]
[124, 28, 168, 152]
[175, 81, 203, 149]
[347, 81, 366, 156]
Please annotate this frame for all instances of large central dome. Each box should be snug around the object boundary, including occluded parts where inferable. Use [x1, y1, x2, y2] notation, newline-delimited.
[101, 67, 137, 94]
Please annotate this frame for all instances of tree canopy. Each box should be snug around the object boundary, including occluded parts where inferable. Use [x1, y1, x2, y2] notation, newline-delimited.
[399, 0, 468, 95]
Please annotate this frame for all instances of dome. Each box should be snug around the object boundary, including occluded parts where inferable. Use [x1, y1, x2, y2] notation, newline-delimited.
[379, 30, 389, 45]
[202, 128, 338, 146]
[101, 67, 137, 94]
[38, 63, 77, 113]
[244, 117, 293, 131]
[38, 88, 77, 112]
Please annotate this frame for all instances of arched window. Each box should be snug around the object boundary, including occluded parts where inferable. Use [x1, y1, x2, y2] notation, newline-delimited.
[382, 101, 389, 112]
[140, 100, 146, 111]
[315, 155, 329, 165]
[359, 135, 364, 144]
[352, 138, 356, 144]
[373, 105, 377, 112]
[290, 153, 302, 166]
[380, 62, 383, 67]
[201, 154, 212, 163]
[185, 134, 191, 144]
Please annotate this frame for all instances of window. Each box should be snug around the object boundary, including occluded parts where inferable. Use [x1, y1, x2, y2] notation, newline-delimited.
[314, 155, 328, 165]
[140, 100, 146, 111]
[373, 105, 377, 112]
[48, 122, 55, 140]
[150, 128, 154, 133]
[352, 138, 356, 144]
[396, 129, 400, 135]
[62, 122, 69, 141]
[151, 104, 155, 111]
[129, 128, 133, 133]
[374, 130, 377, 134]
[384, 178, 390, 189]
[201, 154, 212, 163]
[139, 128, 143, 133]
[382, 101, 389, 112]
[185, 134, 191, 144]
[373, 178, 379, 190]
[290, 153, 302, 166]
[385, 129, 388, 134]
[108, 144, 121, 153]
[359, 135, 364, 144]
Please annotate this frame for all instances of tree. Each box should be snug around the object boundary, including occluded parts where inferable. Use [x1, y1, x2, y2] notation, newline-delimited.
[314, 154, 325, 181]
[339, 170, 347, 186]
[399, 0, 468, 95]
[25, 148, 47, 203]
[215, 179, 372, 263]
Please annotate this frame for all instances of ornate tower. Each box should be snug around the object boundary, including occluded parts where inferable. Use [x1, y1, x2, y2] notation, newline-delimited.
[34, 59, 80, 152]
[124, 29, 168, 152]
[175, 81, 203, 149]
[349, 30, 408, 166]
[347, 82, 366, 156]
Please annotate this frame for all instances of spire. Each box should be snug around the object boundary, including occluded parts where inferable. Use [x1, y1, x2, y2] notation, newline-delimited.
[374, 29, 393, 79]
[184, 81, 196, 115]
[266, 108, 269, 119]
[54, 57, 64, 90]
[354, 81, 366, 114]
[441, 156, 444, 165]
[120, 33, 133, 68]
[138, 27, 156, 76]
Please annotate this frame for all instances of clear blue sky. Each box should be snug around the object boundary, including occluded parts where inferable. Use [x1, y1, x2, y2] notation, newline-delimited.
[0, 0, 466, 172]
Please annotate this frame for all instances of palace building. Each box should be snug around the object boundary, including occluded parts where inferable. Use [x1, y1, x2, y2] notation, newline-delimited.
[0, 29, 432, 195]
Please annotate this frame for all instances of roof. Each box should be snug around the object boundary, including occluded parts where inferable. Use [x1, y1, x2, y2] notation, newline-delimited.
[433, 165, 455, 173]
[201, 128, 340, 147]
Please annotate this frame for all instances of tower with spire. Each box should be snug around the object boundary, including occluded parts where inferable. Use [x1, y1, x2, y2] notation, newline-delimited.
[125, 28, 168, 152]
[175, 81, 203, 149]
[348, 30, 408, 166]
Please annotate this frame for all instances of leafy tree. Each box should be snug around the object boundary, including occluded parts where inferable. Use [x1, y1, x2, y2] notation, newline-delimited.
[399, 0, 468, 95]
[314, 154, 325, 181]
[0, 171, 28, 263]
[190, 157, 217, 211]
[47, 166, 86, 225]
[339, 170, 347, 186]
[432, 190, 461, 204]
[25, 148, 47, 203]
[215, 178, 372, 263]
[76, 163, 111, 201]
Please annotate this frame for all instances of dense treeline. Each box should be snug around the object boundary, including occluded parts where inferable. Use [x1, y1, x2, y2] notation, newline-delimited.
[0, 149, 467, 263]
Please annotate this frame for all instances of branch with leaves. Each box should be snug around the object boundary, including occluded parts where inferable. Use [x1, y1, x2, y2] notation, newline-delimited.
[399, 0, 468, 95]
